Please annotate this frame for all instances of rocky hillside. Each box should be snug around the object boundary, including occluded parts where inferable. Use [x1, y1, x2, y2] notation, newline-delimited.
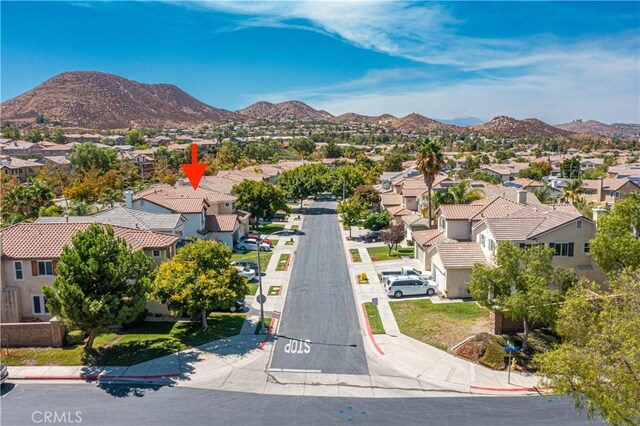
[0, 71, 243, 129]
[555, 119, 639, 138]
[238, 100, 334, 121]
[470, 116, 574, 138]
[334, 112, 398, 125]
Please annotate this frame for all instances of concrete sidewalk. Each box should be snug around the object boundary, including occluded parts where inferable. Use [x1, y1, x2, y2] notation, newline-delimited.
[341, 222, 544, 395]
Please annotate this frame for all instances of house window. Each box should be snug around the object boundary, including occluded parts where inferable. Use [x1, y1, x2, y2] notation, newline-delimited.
[439, 216, 446, 230]
[14, 261, 24, 280]
[584, 242, 590, 254]
[225, 203, 229, 207]
[37, 260, 54, 276]
[479, 234, 486, 247]
[577, 220, 582, 229]
[32, 295, 49, 315]
[549, 242, 574, 257]
[152, 250, 161, 258]
[488, 239, 496, 252]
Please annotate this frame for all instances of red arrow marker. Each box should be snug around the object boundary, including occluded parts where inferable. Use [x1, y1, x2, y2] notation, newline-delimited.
[181, 144, 207, 190]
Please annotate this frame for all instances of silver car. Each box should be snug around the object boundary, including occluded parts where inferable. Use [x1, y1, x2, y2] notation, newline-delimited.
[0, 363, 8, 384]
[385, 277, 437, 298]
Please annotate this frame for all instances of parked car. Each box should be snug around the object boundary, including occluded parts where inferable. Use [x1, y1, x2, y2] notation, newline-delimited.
[242, 233, 272, 245]
[235, 266, 256, 281]
[362, 231, 380, 242]
[381, 266, 432, 284]
[230, 259, 259, 270]
[237, 239, 272, 252]
[213, 299, 246, 313]
[272, 212, 287, 221]
[270, 229, 298, 237]
[0, 363, 8, 384]
[385, 277, 437, 298]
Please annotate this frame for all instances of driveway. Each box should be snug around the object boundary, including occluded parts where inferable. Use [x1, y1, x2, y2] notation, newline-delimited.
[269, 201, 368, 374]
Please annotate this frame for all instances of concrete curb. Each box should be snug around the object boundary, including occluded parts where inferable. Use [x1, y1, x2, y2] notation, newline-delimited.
[470, 384, 552, 393]
[16, 373, 180, 382]
[360, 303, 385, 355]
[258, 317, 277, 350]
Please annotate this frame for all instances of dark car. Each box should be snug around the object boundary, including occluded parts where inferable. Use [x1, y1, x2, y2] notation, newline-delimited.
[362, 231, 380, 242]
[213, 299, 246, 313]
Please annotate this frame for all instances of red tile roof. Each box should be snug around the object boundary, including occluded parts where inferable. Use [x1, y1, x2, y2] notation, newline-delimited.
[1, 222, 179, 259]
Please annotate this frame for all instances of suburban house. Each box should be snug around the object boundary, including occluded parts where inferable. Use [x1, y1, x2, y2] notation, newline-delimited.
[580, 158, 605, 170]
[420, 197, 603, 299]
[504, 178, 545, 191]
[402, 214, 430, 242]
[36, 206, 186, 237]
[0, 222, 179, 324]
[0, 157, 43, 182]
[126, 184, 250, 248]
[105, 135, 126, 145]
[0, 140, 38, 156]
[479, 163, 529, 182]
[36, 156, 72, 173]
[37, 141, 74, 157]
[582, 178, 640, 206]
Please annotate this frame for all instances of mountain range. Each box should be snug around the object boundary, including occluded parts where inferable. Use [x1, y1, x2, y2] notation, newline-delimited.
[1, 71, 635, 139]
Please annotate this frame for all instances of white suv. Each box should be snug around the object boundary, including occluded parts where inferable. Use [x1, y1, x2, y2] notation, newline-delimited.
[385, 277, 437, 298]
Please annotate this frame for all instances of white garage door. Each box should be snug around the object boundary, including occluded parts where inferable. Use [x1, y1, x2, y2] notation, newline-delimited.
[417, 246, 425, 266]
[433, 265, 446, 293]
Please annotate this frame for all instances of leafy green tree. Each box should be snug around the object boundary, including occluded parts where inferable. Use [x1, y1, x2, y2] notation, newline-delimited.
[536, 269, 640, 425]
[69, 143, 117, 174]
[531, 185, 555, 204]
[518, 161, 552, 181]
[589, 193, 640, 274]
[244, 142, 275, 162]
[560, 157, 581, 179]
[152, 240, 248, 329]
[232, 180, 289, 223]
[38, 204, 64, 217]
[277, 163, 329, 210]
[289, 138, 316, 157]
[51, 127, 67, 144]
[337, 197, 367, 238]
[416, 140, 445, 228]
[322, 140, 343, 158]
[381, 150, 405, 172]
[23, 128, 43, 142]
[43, 224, 154, 350]
[329, 164, 371, 199]
[1, 123, 21, 139]
[1, 181, 54, 221]
[125, 129, 146, 146]
[215, 141, 243, 169]
[471, 170, 501, 185]
[363, 211, 391, 231]
[353, 184, 381, 208]
[467, 242, 577, 350]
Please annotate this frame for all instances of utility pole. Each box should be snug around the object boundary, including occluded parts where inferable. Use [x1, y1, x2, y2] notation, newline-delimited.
[256, 236, 266, 332]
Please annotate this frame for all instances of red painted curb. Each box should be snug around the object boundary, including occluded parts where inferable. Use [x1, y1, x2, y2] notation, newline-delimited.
[278, 286, 283, 296]
[348, 249, 354, 262]
[21, 373, 180, 381]
[284, 255, 291, 272]
[470, 385, 552, 392]
[258, 317, 277, 350]
[361, 303, 384, 355]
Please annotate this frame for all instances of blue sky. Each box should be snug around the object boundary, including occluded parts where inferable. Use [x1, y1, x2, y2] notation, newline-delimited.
[1, 1, 639, 123]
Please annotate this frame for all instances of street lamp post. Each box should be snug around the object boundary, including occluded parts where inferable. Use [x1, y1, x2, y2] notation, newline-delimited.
[256, 236, 266, 332]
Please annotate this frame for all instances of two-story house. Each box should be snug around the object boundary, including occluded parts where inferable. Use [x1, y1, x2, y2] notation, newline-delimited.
[126, 184, 250, 248]
[0, 157, 44, 182]
[0, 222, 179, 324]
[582, 178, 640, 206]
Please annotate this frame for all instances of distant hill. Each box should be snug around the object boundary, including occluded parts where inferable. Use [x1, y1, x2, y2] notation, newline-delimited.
[334, 112, 398, 125]
[555, 119, 639, 138]
[0, 71, 243, 129]
[238, 100, 334, 121]
[470, 116, 575, 138]
[435, 117, 484, 127]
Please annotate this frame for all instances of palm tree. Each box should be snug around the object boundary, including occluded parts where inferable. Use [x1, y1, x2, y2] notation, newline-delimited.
[447, 180, 484, 204]
[416, 140, 445, 228]
[531, 185, 555, 204]
[99, 188, 124, 208]
[561, 179, 586, 203]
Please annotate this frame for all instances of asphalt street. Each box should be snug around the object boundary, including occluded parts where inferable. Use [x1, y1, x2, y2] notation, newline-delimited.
[269, 200, 369, 374]
[1, 383, 601, 426]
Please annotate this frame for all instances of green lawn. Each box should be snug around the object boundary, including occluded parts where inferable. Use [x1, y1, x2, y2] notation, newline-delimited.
[350, 249, 362, 262]
[364, 303, 385, 334]
[290, 224, 299, 230]
[275, 254, 290, 271]
[390, 300, 489, 351]
[285, 240, 294, 246]
[247, 283, 259, 295]
[253, 223, 286, 234]
[267, 286, 281, 296]
[254, 317, 272, 334]
[3, 314, 246, 367]
[367, 246, 415, 262]
[230, 251, 273, 269]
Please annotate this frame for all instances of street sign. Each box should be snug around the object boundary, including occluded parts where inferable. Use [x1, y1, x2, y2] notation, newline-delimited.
[372, 297, 378, 306]
[503, 346, 519, 352]
[257, 294, 267, 304]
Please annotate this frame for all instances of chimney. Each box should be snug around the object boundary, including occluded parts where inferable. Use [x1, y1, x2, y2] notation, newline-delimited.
[124, 190, 133, 209]
[599, 177, 604, 202]
[592, 207, 607, 226]
[517, 189, 528, 205]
